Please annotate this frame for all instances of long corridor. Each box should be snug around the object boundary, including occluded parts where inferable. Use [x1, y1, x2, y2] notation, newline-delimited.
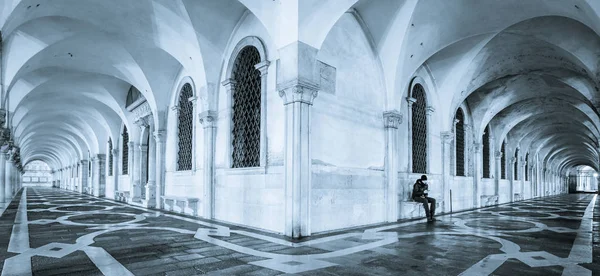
[0, 188, 597, 275]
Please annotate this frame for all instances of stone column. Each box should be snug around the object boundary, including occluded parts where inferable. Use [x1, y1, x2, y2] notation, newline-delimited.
[139, 144, 148, 199]
[509, 157, 515, 201]
[145, 125, 157, 208]
[92, 155, 106, 197]
[111, 148, 119, 193]
[199, 111, 217, 218]
[255, 61, 270, 167]
[520, 160, 526, 198]
[383, 111, 402, 222]
[0, 151, 5, 203]
[80, 160, 89, 194]
[153, 130, 166, 208]
[128, 141, 139, 201]
[494, 151, 502, 197]
[406, 97, 416, 172]
[5, 153, 12, 201]
[473, 142, 482, 208]
[279, 81, 318, 238]
[441, 132, 453, 212]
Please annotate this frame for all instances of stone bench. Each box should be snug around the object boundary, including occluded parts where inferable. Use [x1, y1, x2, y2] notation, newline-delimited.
[480, 195, 499, 207]
[400, 199, 442, 219]
[161, 196, 199, 216]
[114, 191, 130, 202]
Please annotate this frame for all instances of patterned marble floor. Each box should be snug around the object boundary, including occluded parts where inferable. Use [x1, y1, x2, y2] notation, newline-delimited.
[0, 188, 598, 275]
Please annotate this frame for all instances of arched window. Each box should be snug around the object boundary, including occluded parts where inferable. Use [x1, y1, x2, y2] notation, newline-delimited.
[231, 46, 261, 168]
[177, 83, 194, 171]
[412, 84, 428, 173]
[122, 127, 129, 175]
[501, 140, 506, 180]
[108, 138, 113, 176]
[525, 153, 529, 181]
[514, 148, 519, 180]
[454, 108, 465, 176]
[482, 125, 490, 178]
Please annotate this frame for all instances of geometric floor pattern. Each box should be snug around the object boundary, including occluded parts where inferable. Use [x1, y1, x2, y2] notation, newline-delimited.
[0, 188, 598, 275]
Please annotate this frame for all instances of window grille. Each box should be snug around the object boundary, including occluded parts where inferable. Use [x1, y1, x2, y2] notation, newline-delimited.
[514, 148, 519, 180]
[501, 141, 506, 179]
[455, 108, 465, 176]
[482, 125, 490, 178]
[231, 46, 261, 168]
[412, 84, 428, 173]
[525, 153, 529, 181]
[108, 138, 113, 176]
[176, 83, 194, 171]
[122, 127, 129, 175]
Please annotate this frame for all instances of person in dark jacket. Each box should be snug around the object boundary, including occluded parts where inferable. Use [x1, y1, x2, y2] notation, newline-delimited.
[412, 175, 436, 222]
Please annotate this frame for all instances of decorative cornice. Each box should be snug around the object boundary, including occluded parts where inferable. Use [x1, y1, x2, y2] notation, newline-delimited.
[383, 110, 402, 129]
[130, 101, 152, 119]
[277, 79, 319, 105]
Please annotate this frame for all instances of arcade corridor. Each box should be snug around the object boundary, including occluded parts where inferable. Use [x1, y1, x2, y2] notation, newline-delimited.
[0, 188, 598, 275]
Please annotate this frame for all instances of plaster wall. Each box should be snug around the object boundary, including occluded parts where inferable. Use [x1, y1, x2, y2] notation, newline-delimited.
[480, 178, 495, 196]
[105, 178, 114, 199]
[450, 176, 474, 211]
[310, 14, 386, 232]
[498, 180, 511, 203]
[118, 175, 130, 192]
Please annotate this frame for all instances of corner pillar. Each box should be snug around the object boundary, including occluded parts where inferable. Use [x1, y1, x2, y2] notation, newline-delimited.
[153, 130, 166, 208]
[92, 155, 106, 197]
[473, 143, 482, 207]
[441, 132, 454, 213]
[383, 111, 402, 222]
[199, 111, 217, 218]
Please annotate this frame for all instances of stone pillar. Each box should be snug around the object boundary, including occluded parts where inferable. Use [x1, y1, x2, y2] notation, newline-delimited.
[494, 151, 502, 197]
[383, 111, 402, 222]
[153, 130, 166, 208]
[279, 81, 318, 238]
[139, 144, 148, 199]
[0, 152, 5, 203]
[441, 132, 453, 212]
[509, 157, 516, 201]
[144, 126, 157, 208]
[256, 61, 270, 167]
[92, 155, 106, 197]
[111, 148, 119, 193]
[80, 160, 89, 194]
[128, 141, 140, 201]
[520, 159, 526, 198]
[406, 97, 416, 172]
[5, 153, 12, 201]
[473, 142, 482, 208]
[199, 111, 217, 218]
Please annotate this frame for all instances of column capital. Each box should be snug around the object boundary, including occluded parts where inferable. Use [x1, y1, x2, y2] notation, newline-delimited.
[111, 148, 119, 155]
[198, 110, 218, 128]
[153, 130, 166, 143]
[134, 115, 150, 130]
[383, 110, 402, 129]
[406, 97, 417, 107]
[277, 79, 319, 105]
[441, 131, 454, 144]
[139, 144, 149, 151]
[495, 151, 503, 159]
[426, 106, 435, 115]
[464, 124, 471, 131]
[254, 60, 271, 76]
[473, 143, 482, 152]
[221, 79, 237, 95]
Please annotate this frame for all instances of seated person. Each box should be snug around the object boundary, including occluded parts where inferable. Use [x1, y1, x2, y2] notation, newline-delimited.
[412, 175, 436, 222]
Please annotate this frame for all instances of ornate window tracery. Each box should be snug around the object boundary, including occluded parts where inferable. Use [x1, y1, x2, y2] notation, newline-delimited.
[108, 138, 113, 176]
[483, 125, 490, 178]
[455, 108, 465, 176]
[231, 46, 261, 168]
[412, 84, 427, 173]
[501, 140, 506, 180]
[177, 83, 194, 171]
[122, 127, 129, 175]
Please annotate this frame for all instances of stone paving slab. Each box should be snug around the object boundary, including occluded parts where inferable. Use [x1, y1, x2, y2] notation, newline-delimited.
[0, 188, 597, 275]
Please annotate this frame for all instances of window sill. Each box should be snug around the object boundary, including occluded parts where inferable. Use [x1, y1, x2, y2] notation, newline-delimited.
[221, 166, 266, 175]
[172, 170, 195, 176]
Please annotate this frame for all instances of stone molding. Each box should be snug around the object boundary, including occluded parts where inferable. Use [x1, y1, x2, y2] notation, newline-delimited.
[426, 106, 435, 115]
[473, 143, 482, 152]
[383, 110, 402, 129]
[153, 130, 166, 143]
[441, 131, 454, 144]
[129, 100, 152, 119]
[495, 151, 503, 159]
[198, 111, 217, 128]
[406, 97, 416, 106]
[277, 79, 319, 105]
[254, 60, 271, 76]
